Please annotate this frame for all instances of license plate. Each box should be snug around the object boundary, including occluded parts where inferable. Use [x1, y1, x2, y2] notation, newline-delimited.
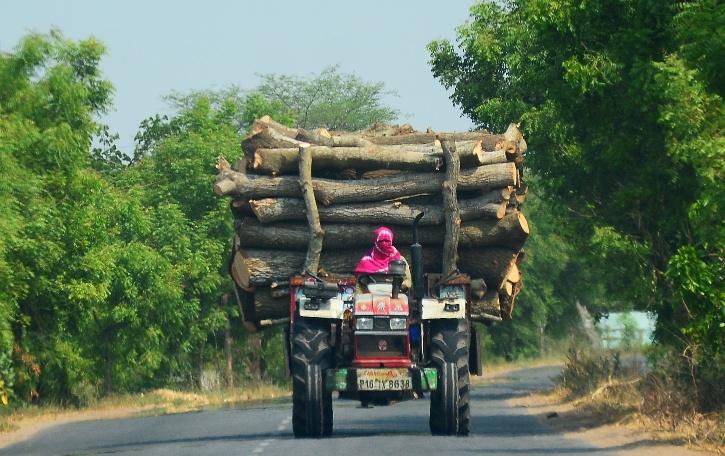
[357, 368, 412, 391]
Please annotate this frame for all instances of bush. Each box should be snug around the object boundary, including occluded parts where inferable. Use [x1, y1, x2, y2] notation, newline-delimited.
[558, 348, 621, 397]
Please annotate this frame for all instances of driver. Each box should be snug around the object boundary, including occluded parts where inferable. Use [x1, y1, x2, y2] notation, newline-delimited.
[354, 226, 412, 291]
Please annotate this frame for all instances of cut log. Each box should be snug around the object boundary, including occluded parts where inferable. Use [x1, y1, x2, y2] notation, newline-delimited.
[250, 115, 299, 139]
[241, 123, 304, 166]
[249, 192, 507, 225]
[236, 248, 439, 288]
[440, 136, 460, 275]
[235, 209, 528, 251]
[313, 162, 517, 205]
[253, 287, 289, 321]
[364, 131, 491, 146]
[479, 150, 509, 165]
[299, 146, 324, 274]
[499, 278, 522, 320]
[253, 145, 443, 175]
[236, 245, 519, 291]
[458, 247, 520, 291]
[215, 162, 517, 205]
[471, 290, 501, 321]
[252, 140, 489, 175]
[296, 128, 374, 148]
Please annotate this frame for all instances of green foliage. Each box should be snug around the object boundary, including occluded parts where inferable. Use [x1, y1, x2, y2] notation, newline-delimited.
[430, 0, 724, 393]
[256, 65, 399, 130]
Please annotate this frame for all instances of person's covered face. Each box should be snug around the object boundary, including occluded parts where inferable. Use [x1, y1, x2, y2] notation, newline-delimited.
[374, 227, 395, 255]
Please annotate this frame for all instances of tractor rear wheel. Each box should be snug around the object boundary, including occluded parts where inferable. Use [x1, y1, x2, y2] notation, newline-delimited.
[429, 319, 471, 436]
[292, 318, 333, 438]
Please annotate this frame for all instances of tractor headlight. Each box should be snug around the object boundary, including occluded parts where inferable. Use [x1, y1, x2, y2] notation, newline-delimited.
[355, 317, 373, 330]
[389, 317, 407, 330]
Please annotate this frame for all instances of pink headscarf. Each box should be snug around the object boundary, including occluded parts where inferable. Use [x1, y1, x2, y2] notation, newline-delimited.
[355, 227, 402, 274]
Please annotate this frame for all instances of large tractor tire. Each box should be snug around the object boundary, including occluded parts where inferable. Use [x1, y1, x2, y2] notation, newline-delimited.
[292, 318, 333, 438]
[429, 319, 471, 436]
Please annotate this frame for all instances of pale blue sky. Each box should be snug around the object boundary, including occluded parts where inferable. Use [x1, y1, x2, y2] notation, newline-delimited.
[2, 0, 477, 152]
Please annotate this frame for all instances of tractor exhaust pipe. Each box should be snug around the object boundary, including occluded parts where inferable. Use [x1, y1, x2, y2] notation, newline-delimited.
[411, 212, 425, 301]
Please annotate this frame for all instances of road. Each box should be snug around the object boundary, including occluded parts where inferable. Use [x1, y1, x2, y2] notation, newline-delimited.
[0, 366, 673, 456]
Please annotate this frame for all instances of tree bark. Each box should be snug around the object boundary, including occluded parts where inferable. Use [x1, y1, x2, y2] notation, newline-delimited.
[458, 247, 520, 291]
[241, 122, 304, 166]
[224, 310, 234, 389]
[471, 290, 501, 321]
[364, 131, 490, 146]
[251, 140, 487, 175]
[298, 146, 324, 274]
[440, 136, 460, 275]
[250, 192, 507, 225]
[313, 162, 516, 206]
[236, 247, 439, 288]
[253, 288, 290, 321]
[215, 162, 517, 205]
[236, 209, 528, 250]
[296, 128, 374, 148]
[254, 145, 442, 175]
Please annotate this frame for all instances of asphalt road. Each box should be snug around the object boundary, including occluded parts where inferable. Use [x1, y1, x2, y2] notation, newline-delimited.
[1, 366, 633, 456]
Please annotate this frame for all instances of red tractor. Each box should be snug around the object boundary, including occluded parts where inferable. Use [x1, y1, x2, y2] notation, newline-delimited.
[284, 213, 481, 437]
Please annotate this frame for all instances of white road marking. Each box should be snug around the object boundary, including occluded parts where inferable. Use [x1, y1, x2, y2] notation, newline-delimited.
[250, 417, 290, 454]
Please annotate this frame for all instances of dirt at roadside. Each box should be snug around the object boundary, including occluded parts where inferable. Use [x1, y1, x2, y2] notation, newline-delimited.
[508, 386, 711, 455]
[0, 405, 157, 449]
[0, 386, 291, 450]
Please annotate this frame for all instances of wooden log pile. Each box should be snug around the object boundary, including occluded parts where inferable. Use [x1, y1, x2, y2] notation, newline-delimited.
[215, 116, 530, 326]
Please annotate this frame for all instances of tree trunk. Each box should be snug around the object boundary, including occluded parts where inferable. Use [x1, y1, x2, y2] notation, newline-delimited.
[235, 210, 528, 251]
[471, 290, 501, 321]
[252, 140, 489, 175]
[253, 288, 290, 321]
[224, 311, 234, 389]
[216, 161, 517, 206]
[236, 247, 440, 288]
[312, 162, 516, 206]
[440, 137, 460, 274]
[241, 122, 304, 166]
[364, 131, 492, 146]
[249, 192, 507, 225]
[458, 247, 520, 291]
[299, 146, 324, 274]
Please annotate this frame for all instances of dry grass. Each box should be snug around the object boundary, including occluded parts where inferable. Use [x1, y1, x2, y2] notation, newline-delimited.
[0, 383, 290, 440]
[557, 348, 724, 454]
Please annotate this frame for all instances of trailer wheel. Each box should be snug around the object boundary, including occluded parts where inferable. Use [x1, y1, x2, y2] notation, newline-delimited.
[292, 318, 333, 438]
[429, 319, 471, 436]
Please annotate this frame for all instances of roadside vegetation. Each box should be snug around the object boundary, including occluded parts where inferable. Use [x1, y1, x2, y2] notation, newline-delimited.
[429, 0, 723, 447]
[555, 347, 724, 453]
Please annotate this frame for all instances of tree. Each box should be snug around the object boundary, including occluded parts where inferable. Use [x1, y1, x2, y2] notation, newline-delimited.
[255, 66, 399, 130]
[0, 31, 207, 404]
[429, 0, 723, 399]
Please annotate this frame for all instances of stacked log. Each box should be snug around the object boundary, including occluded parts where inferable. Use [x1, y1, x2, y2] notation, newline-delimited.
[216, 116, 529, 326]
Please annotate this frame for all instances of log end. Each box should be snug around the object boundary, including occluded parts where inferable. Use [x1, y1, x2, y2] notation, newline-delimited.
[518, 212, 530, 235]
[216, 155, 231, 171]
[503, 123, 523, 143]
[214, 178, 237, 196]
[495, 202, 507, 219]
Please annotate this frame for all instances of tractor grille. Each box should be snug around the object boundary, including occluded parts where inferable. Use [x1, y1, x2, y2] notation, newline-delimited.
[373, 316, 390, 331]
[356, 334, 407, 357]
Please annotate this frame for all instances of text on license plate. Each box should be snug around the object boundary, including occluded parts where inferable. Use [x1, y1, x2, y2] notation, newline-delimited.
[357, 369, 412, 391]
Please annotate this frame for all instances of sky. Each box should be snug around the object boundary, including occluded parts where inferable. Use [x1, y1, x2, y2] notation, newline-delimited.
[2, 0, 477, 153]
